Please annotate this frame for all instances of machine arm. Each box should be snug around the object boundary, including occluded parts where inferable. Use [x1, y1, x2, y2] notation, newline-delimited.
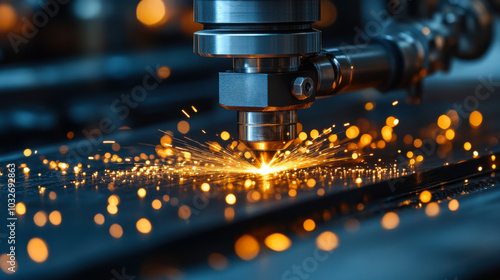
[193, 0, 493, 165]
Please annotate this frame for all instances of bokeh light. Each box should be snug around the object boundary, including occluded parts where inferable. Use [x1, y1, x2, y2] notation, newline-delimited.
[315, 231, 339, 251]
[136, 218, 152, 234]
[0, 4, 16, 32]
[16, 202, 26, 215]
[425, 202, 440, 217]
[49, 211, 62, 226]
[303, 219, 316, 231]
[235, 235, 259, 261]
[469, 111, 483, 127]
[94, 213, 105, 225]
[264, 233, 291, 252]
[419, 190, 432, 203]
[109, 224, 123, 238]
[381, 212, 399, 230]
[27, 238, 49, 263]
[448, 199, 459, 211]
[33, 211, 48, 227]
[136, 0, 168, 26]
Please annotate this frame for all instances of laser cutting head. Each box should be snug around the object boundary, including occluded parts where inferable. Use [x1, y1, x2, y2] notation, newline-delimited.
[193, 0, 321, 165]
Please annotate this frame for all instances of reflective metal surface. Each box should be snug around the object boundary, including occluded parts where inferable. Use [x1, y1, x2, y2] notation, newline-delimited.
[194, 30, 321, 57]
[310, 54, 337, 97]
[233, 57, 300, 73]
[238, 110, 297, 164]
[292, 76, 315, 100]
[193, 0, 322, 158]
[237, 110, 297, 149]
[317, 43, 394, 95]
[194, 0, 494, 164]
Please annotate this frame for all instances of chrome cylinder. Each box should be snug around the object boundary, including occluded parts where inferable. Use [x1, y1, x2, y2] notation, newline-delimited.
[238, 110, 297, 164]
[233, 57, 300, 74]
[195, 0, 320, 24]
[193, 0, 321, 161]
[237, 110, 297, 150]
[194, 30, 321, 57]
[235, 57, 300, 155]
[311, 43, 396, 97]
[194, 0, 321, 58]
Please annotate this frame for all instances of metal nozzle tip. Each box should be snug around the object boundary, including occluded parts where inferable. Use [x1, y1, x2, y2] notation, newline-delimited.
[253, 151, 277, 167]
[237, 110, 298, 167]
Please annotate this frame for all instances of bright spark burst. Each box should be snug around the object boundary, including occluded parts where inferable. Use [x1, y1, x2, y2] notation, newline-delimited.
[155, 125, 368, 179]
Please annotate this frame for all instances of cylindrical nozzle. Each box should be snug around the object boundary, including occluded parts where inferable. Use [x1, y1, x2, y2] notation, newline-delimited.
[238, 110, 297, 165]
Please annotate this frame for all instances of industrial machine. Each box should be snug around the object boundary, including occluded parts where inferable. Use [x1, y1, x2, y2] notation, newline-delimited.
[3, 1, 500, 279]
[193, 0, 493, 165]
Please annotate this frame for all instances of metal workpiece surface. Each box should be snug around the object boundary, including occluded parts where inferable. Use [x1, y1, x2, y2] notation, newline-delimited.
[2, 136, 499, 280]
[3, 68, 500, 279]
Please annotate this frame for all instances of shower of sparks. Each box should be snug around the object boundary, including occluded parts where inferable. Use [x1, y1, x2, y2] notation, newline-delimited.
[10, 92, 498, 274]
[155, 126, 370, 178]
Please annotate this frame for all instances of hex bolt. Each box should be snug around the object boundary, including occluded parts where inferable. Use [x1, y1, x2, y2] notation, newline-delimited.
[292, 77, 314, 100]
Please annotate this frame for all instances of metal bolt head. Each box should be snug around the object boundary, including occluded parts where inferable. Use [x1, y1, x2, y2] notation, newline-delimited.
[292, 77, 314, 100]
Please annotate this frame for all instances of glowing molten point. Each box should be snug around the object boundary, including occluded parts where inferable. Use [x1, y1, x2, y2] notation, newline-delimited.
[257, 163, 276, 175]
[253, 151, 276, 169]
[136, 0, 167, 26]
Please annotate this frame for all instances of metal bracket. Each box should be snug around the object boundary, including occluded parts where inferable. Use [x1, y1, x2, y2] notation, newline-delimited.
[219, 70, 316, 111]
